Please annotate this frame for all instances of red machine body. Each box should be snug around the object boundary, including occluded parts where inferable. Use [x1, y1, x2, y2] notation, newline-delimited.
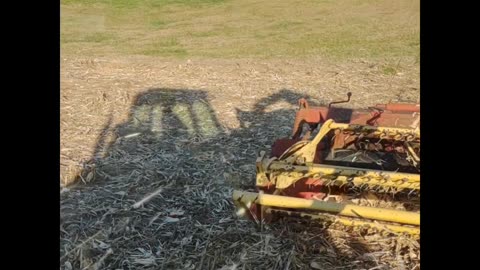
[267, 94, 420, 201]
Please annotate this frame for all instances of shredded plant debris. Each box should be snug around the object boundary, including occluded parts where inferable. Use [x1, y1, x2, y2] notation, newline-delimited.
[61, 57, 419, 270]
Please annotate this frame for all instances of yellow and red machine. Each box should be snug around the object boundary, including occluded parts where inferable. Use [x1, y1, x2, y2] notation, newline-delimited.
[233, 93, 420, 236]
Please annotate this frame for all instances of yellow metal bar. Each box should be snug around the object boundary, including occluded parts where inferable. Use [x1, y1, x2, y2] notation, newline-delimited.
[329, 122, 420, 138]
[233, 190, 420, 226]
[405, 142, 420, 163]
[268, 162, 420, 190]
[267, 208, 419, 236]
[307, 119, 336, 157]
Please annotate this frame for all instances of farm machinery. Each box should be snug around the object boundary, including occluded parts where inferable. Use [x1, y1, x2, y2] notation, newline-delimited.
[233, 93, 420, 236]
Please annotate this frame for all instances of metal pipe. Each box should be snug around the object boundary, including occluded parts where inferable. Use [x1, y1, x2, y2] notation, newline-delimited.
[375, 103, 420, 113]
[267, 208, 420, 235]
[233, 190, 420, 226]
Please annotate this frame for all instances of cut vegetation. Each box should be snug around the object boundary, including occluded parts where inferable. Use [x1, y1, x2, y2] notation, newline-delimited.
[61, 0, 420, 269]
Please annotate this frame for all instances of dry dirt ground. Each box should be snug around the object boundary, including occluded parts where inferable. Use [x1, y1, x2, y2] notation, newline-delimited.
[60, 56, 419, 269]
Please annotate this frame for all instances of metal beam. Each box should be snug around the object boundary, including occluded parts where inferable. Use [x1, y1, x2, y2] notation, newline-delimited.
[233, 190, 420, 226]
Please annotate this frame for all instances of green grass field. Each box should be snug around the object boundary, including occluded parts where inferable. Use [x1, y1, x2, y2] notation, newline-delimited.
[61, 0, 419, 61]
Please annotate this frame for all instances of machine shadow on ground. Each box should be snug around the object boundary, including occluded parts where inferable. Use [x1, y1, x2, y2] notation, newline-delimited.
[60, 88, 402, 270]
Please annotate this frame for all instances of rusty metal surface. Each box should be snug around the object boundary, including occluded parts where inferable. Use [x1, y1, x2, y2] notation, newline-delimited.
[375, 103, 420, 113]
[291, 97, 419, 139]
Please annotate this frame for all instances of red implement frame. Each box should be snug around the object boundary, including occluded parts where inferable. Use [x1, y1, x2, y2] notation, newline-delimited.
[267, 96, 420, 201]
[292, 98, 419, 140]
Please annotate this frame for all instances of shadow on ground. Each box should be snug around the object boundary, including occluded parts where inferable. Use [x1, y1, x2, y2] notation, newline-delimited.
[60, 88, 416, 270]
